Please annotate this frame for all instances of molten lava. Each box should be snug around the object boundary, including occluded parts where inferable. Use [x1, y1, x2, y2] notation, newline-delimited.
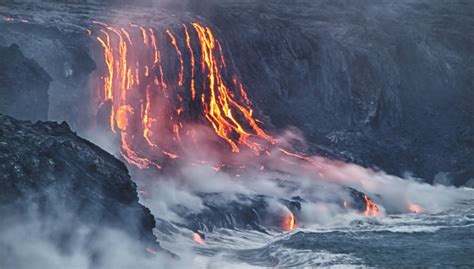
[282, 212, 297, 231]
[93, 21, 275, 168]
[92, 20, 381, 218]
[193, 233, 205, 245]
[408, 203, 423, 214]
[192, 22, 275, 153]
[363, 195, 380, 217]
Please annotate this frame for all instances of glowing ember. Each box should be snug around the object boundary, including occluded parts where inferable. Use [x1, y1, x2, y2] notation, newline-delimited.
[116, 105, 133, 131]
[363, 195, 380, 217]
[193, 233, 205, 245]
[282, 212, 297, 231]
[162, 151, 178, 159]
[408, 203, 423, 214]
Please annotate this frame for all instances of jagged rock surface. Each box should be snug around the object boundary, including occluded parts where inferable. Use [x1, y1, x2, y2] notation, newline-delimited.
[0, 114, 159, 250]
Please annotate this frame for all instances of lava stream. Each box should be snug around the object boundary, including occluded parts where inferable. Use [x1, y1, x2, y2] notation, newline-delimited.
[93, 21, 276, 167]
[92, 20, 381, 218]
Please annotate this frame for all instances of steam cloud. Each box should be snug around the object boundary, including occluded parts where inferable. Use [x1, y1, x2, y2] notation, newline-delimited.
[1, 1, 473, 268]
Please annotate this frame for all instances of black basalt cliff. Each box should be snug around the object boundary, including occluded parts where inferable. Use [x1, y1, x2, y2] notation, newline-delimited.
[199, 0, 474, 186]
[1, 0, 472, 186]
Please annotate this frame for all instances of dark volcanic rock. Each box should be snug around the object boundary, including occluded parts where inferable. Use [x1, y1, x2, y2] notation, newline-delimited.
[166, 187, 371, 234]
[0, 44, 51, 121]
[201, 0, 474, 185]
[173, 193, 300, 233]
[0, 114, 160, 252]
[1, 1, 472, 185]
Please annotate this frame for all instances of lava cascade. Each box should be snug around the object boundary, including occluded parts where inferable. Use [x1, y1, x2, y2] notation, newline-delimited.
[282, 212, 297, 231]
[93, 21, 275, 169]
[363, 195, 380, 217]
[91, 20, 380, 218]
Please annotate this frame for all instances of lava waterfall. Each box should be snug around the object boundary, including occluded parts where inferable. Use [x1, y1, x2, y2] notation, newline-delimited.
[92, 21, 275, 169]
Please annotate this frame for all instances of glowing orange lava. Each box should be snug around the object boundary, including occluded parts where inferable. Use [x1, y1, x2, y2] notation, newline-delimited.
[408, 203, 423, 214]
[93, 21, 275, 167]
[192, 22, 275, 153]
[166, 30, 185, 86]
[282, 212, 297, 231]
[363, 195, 380, 217]
[183, 24, 196, 100]
[193, 233, 205, 245]
[92, 20, 381, 218]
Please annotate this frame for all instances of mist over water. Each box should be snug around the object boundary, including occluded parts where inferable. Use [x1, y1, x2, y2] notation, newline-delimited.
[137, 163, 473, 267]
[92, 123, 473, 267]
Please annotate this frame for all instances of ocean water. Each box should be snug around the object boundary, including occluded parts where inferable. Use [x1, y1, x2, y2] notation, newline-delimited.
[157, 199, 474, 268]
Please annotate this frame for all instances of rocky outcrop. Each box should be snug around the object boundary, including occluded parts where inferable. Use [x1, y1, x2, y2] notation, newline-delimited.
[0, 44, 50, 121]
[0, 114, 160, 253]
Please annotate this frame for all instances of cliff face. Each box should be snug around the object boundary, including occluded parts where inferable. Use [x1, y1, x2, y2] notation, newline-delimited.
[0, 44, 51, 121]
[200, 0, 474, 185]
[0, 0, 472, 185]
[0, 114, 160, 255]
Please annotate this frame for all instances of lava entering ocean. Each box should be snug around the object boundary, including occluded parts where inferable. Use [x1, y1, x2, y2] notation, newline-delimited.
[282, 212, 297, 231]
[91, 20, 380, 219]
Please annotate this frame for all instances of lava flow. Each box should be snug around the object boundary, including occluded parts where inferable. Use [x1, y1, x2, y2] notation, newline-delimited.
[193, 233, 205, 245]
[93, 21, 275, 169]
[282, 212, 297, 231]
[363, 195, 380, 217]
[92, 20, 380, 218]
